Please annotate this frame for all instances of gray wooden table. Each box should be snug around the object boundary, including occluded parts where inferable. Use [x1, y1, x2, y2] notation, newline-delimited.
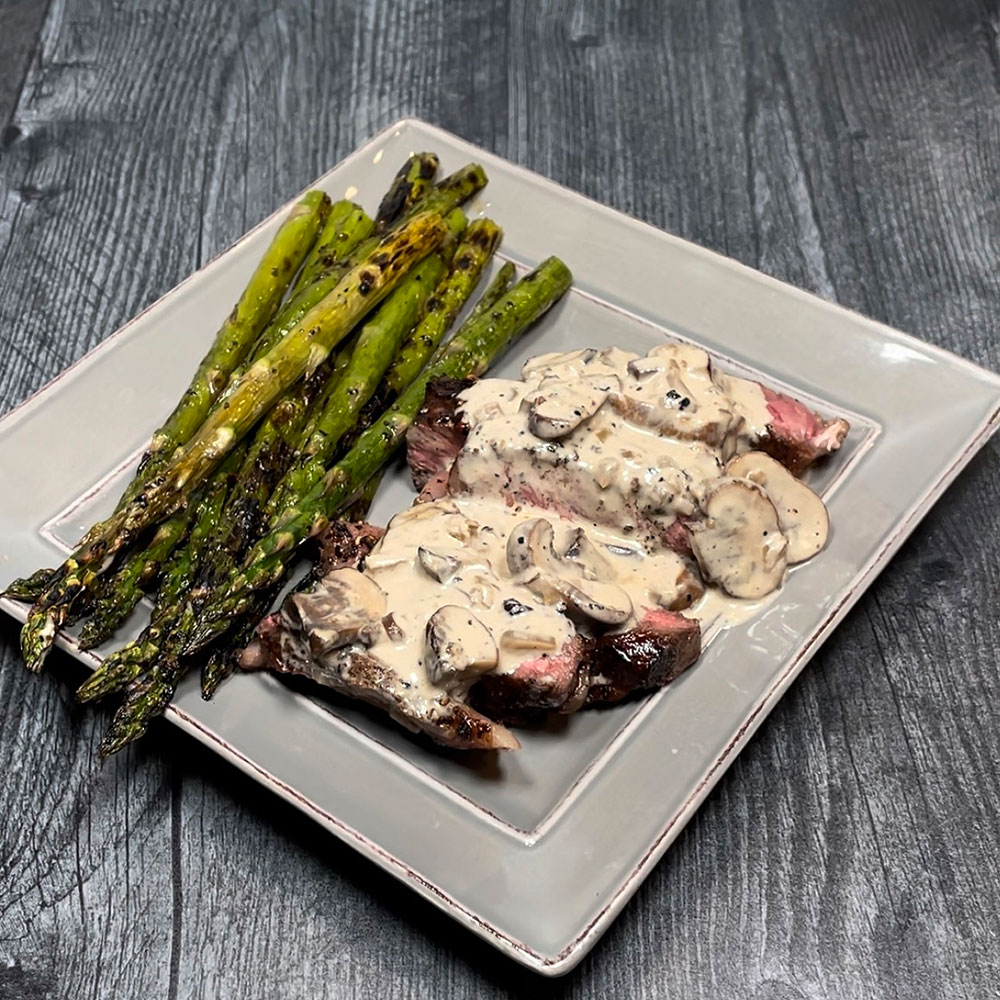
[2, 1, 998, 997]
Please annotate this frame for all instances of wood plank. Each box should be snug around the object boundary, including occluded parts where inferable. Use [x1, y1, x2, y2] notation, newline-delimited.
[0, 0, 998, 997]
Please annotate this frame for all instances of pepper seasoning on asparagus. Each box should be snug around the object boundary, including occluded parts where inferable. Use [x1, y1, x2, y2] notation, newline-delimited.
[465, 260, 516, 322]
[77, 511, 192, 650]
[74, 208, 377, 650]
[74, 443, 249, 704]
[266, 218, 474, 518]
[139, 190, 331, 477]
[294, 200, 375, 293]
[217, 204, 376, 393]
[186, 255, 573, 650]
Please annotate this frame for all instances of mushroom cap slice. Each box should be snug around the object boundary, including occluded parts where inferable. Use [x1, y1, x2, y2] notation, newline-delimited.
[526, 374, 619, 440]
[424, 605, 499, 687]
[562, 527, 613, 581]
[726, 451, 829, 563]
[689, 479, 788, 599]
[505, 518, 633, 625]
[286, 568, 388, 654]
[417, 546, 461, 583]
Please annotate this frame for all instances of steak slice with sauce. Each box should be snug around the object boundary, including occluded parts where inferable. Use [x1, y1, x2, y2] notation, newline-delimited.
[406, 374, 849, 489]
[243, 348, 846, 751]
[242, 606, 520, 751]
[469, 609, 702, 720]
[469, 635, 587, 721]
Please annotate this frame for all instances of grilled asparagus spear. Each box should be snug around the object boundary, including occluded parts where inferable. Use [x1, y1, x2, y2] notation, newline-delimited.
[374, 153, 440, 232]
[5, 191, 331, 607]
[384, 219, 503, 397]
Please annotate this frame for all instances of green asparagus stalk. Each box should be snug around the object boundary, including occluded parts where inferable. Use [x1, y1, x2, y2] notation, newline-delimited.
[4, 192, 331, 609]
[74, 444, 246, 702]
[76, 511, 192, 650]
[200, 585, 279, 699]
[139, 189, 330, 476]
[412, 164, 487, 221]
[185, 256, 572, 650]
[266, 248, 450, 517]
[293, 200, 374, 294]
[466, 260, 516, 322]
[374, 153, 439, 233]
[113, 212, 448, 534]
[219, 204, 375, 387]
[3, 567, 56, 603]
[383, 219, 503, 397]
[99, 663, 180, 756]
[75, 639, 154, 705]
[332, 164, 488, 275]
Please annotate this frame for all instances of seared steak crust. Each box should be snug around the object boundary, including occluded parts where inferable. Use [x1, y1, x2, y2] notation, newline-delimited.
[315, 520, 385, 575]
[405, 377, 473, 490]
[470, 610, 703, 718]
[469, 636, 586, 722]
[756, 387, 850, 476]
[583, 609, 701, 705]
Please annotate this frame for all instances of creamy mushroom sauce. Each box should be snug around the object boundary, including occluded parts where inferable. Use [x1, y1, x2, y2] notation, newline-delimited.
[303, 343, 830, 707]
[454, 343, 775, 545]
[361, 496, 697, 696]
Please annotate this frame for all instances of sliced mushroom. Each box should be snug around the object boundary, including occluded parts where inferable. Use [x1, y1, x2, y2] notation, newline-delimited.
[417, 546, 461, 583]
[689, 480, 788, 599]
[505, 518, 633, 625]
[626, 356, 665, 380]
[527, 374, 619, 440]
[500, 629, 558, 651]
[286, 568, 387, 654]
[725, 451, 829, 563]
[381, 612, 406, 643]
[561, 581, 632, 625]
[562, 527, 614, 580]
[424, 605, 499, 687]
[505, 518, 551, 578]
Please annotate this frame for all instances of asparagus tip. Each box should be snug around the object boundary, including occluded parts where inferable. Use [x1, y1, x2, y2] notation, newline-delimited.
[20, 610, 57, 672]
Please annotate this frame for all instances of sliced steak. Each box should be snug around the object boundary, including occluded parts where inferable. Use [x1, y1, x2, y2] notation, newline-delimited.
[583, 608, 701, 705]
[405, 377, 472, 490]
[408, 374, 848, 491]
[469, 635, 586, 722]
[470, 610, 702, 719]
[315, 520, 385, 575]
[242, 606, 519, 751]
[756, 387, 850, 476]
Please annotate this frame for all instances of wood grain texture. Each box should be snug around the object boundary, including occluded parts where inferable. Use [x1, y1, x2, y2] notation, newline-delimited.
[1, 0, 999, 997]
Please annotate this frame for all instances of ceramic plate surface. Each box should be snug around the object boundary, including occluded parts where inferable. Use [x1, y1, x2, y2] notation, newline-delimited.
[2, 119, 999, 975]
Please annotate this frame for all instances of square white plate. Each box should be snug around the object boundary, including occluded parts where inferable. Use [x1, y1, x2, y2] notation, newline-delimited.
[2, 119, 999, 975]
